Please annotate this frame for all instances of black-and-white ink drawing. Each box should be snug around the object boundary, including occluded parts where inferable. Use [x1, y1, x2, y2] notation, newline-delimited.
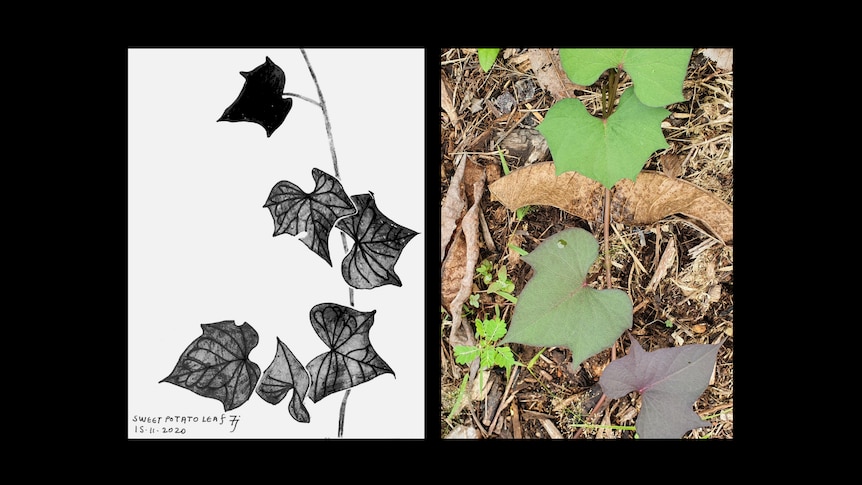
[128, 48, 424, 439]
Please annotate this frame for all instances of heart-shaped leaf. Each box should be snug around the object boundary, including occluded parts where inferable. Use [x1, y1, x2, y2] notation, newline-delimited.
[599, 333, 723, 439]
[160, 321, 261, 411]
[502, 228, 632, 368]
[559, 48, 692, 107]
[336, 193, 418, 289]
[536, 89, 669, 188]
[217, 56, 293, 137]
[256, 337, 311, 423]
[305, 303, 394, 403]
[264, 168, 357, 266]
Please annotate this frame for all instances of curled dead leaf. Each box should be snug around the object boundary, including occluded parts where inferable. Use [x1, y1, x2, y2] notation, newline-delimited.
[441, 158, 487, 349]
[441, 154, 467, 262]
[488, 162, 732, 245]
[527, 48, 584, 101]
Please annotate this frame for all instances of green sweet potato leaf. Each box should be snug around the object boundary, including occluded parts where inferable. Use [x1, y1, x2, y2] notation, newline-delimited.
[559, 48, 692, 107]
[600, 333, 723, 439]
[478, 48, 501, 72]
[502, 228, 632, 368]
[537, 89, 669, 189]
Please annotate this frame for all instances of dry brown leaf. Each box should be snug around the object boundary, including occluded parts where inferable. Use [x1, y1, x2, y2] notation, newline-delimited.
[527, 48, 584, 101]
[645, 237, 677, 293]
[442, 159, 487, 348]
[659, 152, 686, 179]
[444, 424, 480, 439]
[702, 48, 733, 71]
[441, 155, 467, 262]
[488, 162, 733, 245]
[441, 74, 460, 130]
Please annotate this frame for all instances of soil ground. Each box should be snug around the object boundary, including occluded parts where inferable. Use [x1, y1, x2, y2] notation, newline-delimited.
[440, 48, 733, 439]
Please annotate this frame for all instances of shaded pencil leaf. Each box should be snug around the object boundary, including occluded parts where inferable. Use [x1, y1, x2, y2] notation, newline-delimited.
[160, 321, 261, 411]
[264, 168, 356, 266]
[336, 193, 418, 289]
[305, 303, 394, 403]
[217, 56, 293, 137]
[256, 337, 311, 423]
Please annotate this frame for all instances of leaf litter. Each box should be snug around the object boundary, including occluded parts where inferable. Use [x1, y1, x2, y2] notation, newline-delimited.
[441, 48, 733, 439]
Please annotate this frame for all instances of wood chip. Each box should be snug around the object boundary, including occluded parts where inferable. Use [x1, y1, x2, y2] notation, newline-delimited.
[645, 237, 677, 293]
[539, 418, 565, 439]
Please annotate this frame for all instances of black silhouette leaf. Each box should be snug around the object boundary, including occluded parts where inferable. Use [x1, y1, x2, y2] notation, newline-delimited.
[336, 193, 418, 289]
[264, 168, 357, 266]
[217, 56, 293, 137]
[256, 337, 311, 423]
[160, 321, 261, 411]
[305, 303, 394, 403]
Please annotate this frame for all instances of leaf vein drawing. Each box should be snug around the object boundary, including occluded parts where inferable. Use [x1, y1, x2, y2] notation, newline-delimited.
[336, 193, 418, 289]
[264, 168, 356, 266]
[161, 321, 261, 411]
[305, 303, 394, 403]
[256, 337, 310, 422]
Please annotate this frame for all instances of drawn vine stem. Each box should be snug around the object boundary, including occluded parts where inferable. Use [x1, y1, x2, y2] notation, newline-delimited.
[300, 48, 353, 437]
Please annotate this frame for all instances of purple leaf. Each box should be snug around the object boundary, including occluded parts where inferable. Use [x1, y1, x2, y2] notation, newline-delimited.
[217, 56, 293, 137]
[160, 321, 261, 411]
[256, 338, 311, 423]
[599, 333, 722, 439]
[305, 303, 394, 402]
[336, 193, 418, 289]
[264, 168, 357, 265]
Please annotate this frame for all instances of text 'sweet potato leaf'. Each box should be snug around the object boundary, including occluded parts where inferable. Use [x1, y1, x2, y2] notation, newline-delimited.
[537, 89, 669, 188]
[264, 168, 357, 266]
[599, 333, 723, 439]
[559, 48, 692, 107]
[305, 303, 394, 403]
[256, 337, 311, 423]
[218, 56, 293, 137]
[336, 193, 418, 289]
[502, 228, 632, 368]
[160, 321, 261, 411]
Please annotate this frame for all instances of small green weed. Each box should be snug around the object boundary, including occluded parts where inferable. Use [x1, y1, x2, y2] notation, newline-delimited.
[453, 305, 516, 382]
[476, 259, 517, 303]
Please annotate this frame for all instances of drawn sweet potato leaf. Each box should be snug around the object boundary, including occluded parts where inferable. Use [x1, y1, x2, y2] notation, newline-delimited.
[488, 162, 733, 245]
[160, 321, 261, 411]
[502, 228, 632, 368]
[537, 89, 669, 189]
[336, 193, 418, 289]
[264, 168, 357, 266]
[217, 56, 293, 137]
[559, 48, 692, 107]
[599, 333, 723, 439]
[256, 337, 311, 423]
[305, 303, 394, 403]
